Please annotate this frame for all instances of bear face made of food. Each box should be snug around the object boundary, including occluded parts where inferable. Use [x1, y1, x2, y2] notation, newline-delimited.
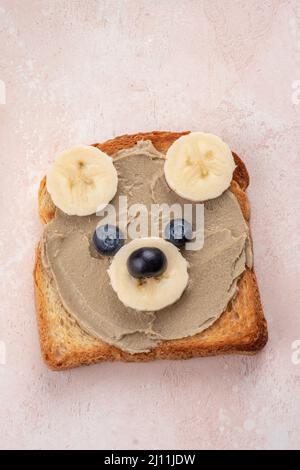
[42, 133, 252, 354]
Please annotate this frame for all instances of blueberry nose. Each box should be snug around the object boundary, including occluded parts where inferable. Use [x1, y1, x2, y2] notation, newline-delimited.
[127, 247, 167, 279]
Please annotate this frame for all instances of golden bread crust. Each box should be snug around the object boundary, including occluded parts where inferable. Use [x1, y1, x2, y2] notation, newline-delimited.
[34, 131, 267, 370]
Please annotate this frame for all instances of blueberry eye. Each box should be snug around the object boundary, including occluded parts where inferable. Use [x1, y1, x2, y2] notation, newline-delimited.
[164, 219, 193, 248]
[127, 247, 167, 279]
[93, 224, 124, 255]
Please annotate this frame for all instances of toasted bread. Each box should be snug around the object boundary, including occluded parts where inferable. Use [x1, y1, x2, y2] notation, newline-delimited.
[33, 131, 268, 370]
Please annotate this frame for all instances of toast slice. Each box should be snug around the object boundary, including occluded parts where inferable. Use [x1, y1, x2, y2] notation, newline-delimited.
[34, 131, 268, 370]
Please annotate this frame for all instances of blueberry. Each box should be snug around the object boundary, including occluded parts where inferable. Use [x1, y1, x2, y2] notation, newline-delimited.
[127, 247, 167, 279]
[164, 219, 193, 248]
[93, 224, 124, 255]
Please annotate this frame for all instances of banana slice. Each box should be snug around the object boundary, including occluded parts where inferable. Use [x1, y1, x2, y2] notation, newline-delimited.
[46, 145, 118, 216]
[164, 132, 235, 201]
[108, 238, 189, 311]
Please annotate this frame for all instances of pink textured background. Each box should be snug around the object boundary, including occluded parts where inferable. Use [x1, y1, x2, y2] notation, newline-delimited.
[0, 0, 300, 450]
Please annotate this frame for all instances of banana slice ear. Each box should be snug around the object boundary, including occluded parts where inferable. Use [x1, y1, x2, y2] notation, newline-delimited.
[46, 145, 118, 216]
[164, 132, 236, 202]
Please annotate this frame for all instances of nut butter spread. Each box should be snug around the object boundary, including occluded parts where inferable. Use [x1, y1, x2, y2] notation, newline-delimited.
[41, 141, 252, 354]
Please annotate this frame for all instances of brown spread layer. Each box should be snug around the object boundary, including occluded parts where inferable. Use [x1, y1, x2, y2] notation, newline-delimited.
[41, 141, 252, 353]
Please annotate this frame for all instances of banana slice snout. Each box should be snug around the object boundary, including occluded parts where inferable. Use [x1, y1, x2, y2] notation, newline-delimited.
[164, 132, 236, 201]
[108, 238, 189, 311]
[46, 145, 118, 216]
